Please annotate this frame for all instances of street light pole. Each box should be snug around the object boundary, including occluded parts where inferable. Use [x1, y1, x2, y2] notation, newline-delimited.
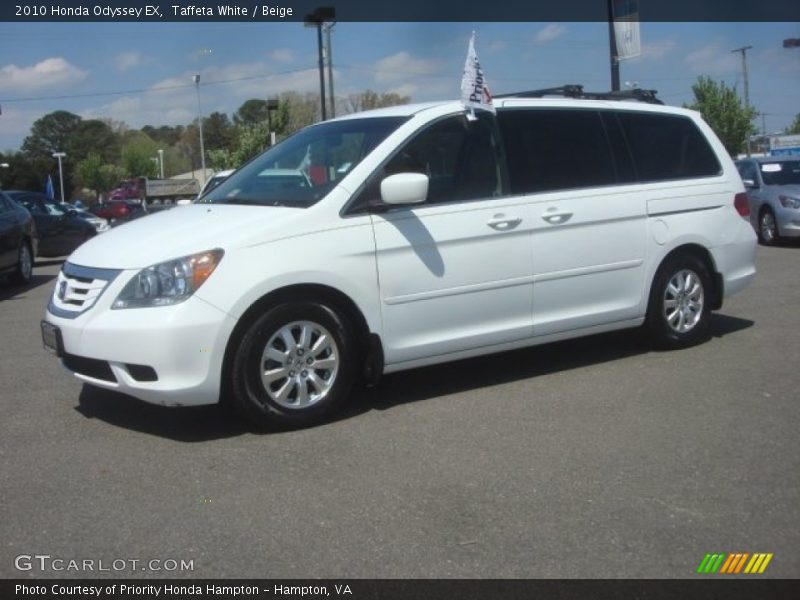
[193, 74, 207, 178]
[52, 152, 66, 203]
[731, 45, 753, 156]
[158, 149, 164, 179]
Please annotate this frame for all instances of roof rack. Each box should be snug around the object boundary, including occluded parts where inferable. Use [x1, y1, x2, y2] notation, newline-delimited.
[494, 84, 663, 105]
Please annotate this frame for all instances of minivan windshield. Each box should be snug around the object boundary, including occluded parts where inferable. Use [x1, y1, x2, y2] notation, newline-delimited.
[199, 116, 408, 208]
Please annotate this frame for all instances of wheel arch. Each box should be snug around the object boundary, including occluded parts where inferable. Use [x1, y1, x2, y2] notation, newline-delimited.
[650, 243, 723, 311]
[220, 283, 383, 404]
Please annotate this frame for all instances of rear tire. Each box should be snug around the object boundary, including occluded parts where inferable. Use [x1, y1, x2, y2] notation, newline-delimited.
[758, 207, 780, 246]
[231, 301, 357, 429]
[646, 254, 712, 349]
[10, 241, 33, 285]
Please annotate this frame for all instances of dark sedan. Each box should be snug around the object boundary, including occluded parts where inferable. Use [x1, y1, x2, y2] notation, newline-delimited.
[0, 190, 37, 284]
[6, 191, 95, 257]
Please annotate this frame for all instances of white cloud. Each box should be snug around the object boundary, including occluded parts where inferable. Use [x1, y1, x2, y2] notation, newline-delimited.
[533, 24, 566, 45]
[0, 57, 88, 93]
[113, 51, 146, 72]
[268, 48, 295, 63]
[640, 39, 677, 61]
[488, 41, 509, 54]
[684, 43, 740, 77]
[372, 52, 441, 84]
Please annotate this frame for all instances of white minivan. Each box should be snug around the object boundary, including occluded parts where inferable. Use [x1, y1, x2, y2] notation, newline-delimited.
[41, 94, 756, 427]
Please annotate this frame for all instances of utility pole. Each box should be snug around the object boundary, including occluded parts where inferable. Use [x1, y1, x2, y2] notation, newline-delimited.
[731, 45, 753, 156]
[304, 7, 335, 122]
[324, 22, 336, 118]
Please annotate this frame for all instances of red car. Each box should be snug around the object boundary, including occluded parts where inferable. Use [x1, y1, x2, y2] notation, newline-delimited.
[88, 200, 146, 224]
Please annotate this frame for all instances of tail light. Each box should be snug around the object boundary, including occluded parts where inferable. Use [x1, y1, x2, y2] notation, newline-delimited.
[734, 193, 750, 217]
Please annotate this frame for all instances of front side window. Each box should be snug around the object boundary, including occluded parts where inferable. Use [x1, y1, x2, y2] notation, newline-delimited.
[200, 116, 407, 208]
[352, 112, 504, 209]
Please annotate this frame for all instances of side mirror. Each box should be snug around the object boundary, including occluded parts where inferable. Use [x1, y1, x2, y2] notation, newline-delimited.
[380, 173, 429, 206]
[742, 178, 758, 189]
[65, 209, 77, 218]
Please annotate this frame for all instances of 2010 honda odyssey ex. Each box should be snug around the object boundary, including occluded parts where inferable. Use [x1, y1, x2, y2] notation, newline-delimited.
[41, 92, 756, 427]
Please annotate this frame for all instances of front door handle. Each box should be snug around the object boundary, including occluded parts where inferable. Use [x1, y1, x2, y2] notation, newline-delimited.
[487, 215, 522, 230]
[542, 210, 573, 225]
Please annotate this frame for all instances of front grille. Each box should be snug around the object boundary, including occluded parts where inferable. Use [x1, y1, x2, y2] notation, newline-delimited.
[48, 263, 121, 319]
[62, 353, 116, 383]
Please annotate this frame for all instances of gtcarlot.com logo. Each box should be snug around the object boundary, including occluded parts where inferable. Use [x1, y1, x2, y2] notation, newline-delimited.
[14, 554, 194, 572]
[696, 552, 773, 575]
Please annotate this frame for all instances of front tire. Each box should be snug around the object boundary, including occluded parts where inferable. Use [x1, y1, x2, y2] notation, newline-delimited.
[10, 241, 33, 285]
[758, 208, 780, 246]
[646, 254, 712, 349]
[231, 301, 357, 428]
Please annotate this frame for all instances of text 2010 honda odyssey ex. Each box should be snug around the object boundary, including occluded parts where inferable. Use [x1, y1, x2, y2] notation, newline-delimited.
[42, 93, 756, 427]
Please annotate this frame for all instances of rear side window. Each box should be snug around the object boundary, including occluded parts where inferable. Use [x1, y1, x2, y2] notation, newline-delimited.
[498, 109, 617, 194]
[617, 112, 721, 181]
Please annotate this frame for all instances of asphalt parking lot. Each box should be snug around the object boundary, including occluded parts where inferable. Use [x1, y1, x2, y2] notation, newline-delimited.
[0, 244, 798, 579]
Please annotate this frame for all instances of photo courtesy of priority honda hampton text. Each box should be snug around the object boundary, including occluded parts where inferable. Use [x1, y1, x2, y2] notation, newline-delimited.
[41, 89, 757, 428]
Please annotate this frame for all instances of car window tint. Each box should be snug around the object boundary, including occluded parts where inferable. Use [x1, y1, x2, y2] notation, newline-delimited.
[617, 111, 721, 181]
[497, 109, 617, 194]
[354, 113, 503, 207]
[759, 161, 800, 185]
[202, 116, 407, 208]
[737, 161, 757, 183]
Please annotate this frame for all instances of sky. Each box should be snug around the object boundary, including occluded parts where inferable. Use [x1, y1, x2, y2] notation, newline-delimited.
[0, 21, 798, 152]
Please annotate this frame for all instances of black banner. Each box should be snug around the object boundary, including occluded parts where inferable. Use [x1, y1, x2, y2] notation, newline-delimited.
[4, 580, 800, 600]
[1, 0, 799, 22]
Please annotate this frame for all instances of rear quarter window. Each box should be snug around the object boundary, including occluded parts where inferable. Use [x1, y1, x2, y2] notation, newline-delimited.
[617, 111, 721, 182]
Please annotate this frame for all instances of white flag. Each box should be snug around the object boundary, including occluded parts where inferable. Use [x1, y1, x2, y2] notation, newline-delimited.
[613, 0, 641, 60]
[460, 32, 495, 114]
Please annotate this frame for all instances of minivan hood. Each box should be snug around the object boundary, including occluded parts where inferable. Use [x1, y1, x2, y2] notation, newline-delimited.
[67, 204, 306, 269]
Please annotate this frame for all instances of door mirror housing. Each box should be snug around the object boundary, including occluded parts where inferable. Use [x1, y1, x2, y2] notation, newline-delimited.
[380, 173, 429, 206]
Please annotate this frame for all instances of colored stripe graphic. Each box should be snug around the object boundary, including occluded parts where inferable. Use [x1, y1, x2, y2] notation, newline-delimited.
[697, 552, 773, 574]
[697, 553, 727, 574]
[744, 553, 774, 574]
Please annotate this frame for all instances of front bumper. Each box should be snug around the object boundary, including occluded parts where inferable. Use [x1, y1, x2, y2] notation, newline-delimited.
[43, 264, 237, 407]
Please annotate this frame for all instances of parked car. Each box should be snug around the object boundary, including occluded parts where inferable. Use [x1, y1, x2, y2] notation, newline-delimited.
[0, 190, 37, 284]
[58, 203, 110, 233]
[6, 191, 95, 258]
[42, 94, 756, 428]
[88, 200, 146, 225]
[735, 156, 800, 245]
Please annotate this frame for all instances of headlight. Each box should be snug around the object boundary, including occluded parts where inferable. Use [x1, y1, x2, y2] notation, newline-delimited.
[112, 249, 224, 309]
[779, 195, 800, 209]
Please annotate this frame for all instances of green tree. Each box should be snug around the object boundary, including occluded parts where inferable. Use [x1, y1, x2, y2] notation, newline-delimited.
[21, 110, 82, 160]
[345, 90, 411, 113]
[685, 76, 757, 157]
[75, 153, 123, 201]
[203, 111, 236, 152]
[69, 119, 120, 164]
[786, 113, 800, 135]
[120, 131, 159, 178]
[233, 99, 271, 127]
